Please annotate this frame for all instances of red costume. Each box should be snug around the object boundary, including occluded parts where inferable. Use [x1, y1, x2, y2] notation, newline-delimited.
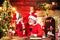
[27, 14, 44, 37]
[28, 24, 43, 37]
[15, 22, 23, 37]
[11, 12, 26, 37]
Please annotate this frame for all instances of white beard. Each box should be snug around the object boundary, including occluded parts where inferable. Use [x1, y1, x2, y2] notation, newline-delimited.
[28, 22, 37, 26]
[28, 22, 34, 25]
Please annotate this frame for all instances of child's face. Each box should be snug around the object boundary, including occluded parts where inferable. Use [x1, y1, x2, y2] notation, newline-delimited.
[50, 26, 53, 31]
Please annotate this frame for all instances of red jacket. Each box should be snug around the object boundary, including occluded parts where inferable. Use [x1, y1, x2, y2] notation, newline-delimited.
[15, 21, 29, 37]
[11, 13, 26, 37]
[15, 22, 23, 37]
[28, 24, 44, 37]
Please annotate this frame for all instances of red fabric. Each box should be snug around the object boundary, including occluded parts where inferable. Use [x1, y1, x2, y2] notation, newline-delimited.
[12, 14, 16, 20]
[31, 12, 37, 17]
[41, 26, 45, 30]
[10, 13, 17, 24]
[15, 22, 23, 37]
[11, 13, 26, 37]
[28, 24, 44, 37]
[11, 11, 38, 37]
[29, 11, 37, 17]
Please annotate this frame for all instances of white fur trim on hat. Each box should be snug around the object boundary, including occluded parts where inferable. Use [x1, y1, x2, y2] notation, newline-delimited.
[29, 15, 37, 21]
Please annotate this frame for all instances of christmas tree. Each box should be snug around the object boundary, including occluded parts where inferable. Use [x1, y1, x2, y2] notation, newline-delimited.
[0, 0, 13, 38]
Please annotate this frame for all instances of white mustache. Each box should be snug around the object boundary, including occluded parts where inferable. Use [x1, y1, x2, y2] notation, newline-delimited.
[28, 22, 33, 25]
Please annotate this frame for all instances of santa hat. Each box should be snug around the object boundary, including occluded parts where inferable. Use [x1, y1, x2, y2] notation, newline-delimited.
[28, 15, 37, 21]
[29, 9, 37, 21]
[29, 12, 37, 17]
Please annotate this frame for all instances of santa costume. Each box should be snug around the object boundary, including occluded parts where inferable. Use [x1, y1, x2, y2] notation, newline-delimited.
[27, 15, 44, 37]
[11, 12, 26, 37]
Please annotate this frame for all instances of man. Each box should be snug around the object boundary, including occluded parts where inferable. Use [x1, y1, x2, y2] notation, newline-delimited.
[28, 15, 44, 37]
[11, 11, 26, 37]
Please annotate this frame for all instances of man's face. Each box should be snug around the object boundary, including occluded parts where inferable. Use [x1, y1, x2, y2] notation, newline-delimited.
[28, 18, 35, 25]
[30, 7, 34, 12]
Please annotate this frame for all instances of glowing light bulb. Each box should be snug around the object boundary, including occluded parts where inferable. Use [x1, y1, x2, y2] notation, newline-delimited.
[0, 7, 2, 10]
[12, 7, 16, 11]
[52, 2, 55, 5]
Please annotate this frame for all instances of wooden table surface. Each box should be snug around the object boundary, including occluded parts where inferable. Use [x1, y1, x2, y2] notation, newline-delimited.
[0, 36, 52, 40]
[30, 37, 51, 40]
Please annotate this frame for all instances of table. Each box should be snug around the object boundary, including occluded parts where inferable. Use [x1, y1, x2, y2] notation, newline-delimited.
[0, 36, 28, 40]
[0, 36, 52, 40]
[30, 37, 42, 40]
[30, 37, 51, 40]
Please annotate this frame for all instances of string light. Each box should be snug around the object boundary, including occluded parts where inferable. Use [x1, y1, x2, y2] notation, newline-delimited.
[12, 7, 16, 11]
[0, 7, 2, 10]
[52, 2, 55, 5]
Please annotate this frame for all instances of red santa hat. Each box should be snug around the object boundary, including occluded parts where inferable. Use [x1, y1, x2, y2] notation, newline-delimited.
[29, 9, 37, 21]
[29, 12, 37, 17]
[28, 14, 37, 21]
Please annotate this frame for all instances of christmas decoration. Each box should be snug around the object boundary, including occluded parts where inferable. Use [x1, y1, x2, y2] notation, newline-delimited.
[42, 3, 51, 17]
[0, 0, 14, 38]
[21, 19, 25, 36]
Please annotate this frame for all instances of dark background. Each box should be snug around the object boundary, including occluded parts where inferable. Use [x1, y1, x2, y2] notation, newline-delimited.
[0, 0, 60, 10]
[10, 0, 60, 10]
